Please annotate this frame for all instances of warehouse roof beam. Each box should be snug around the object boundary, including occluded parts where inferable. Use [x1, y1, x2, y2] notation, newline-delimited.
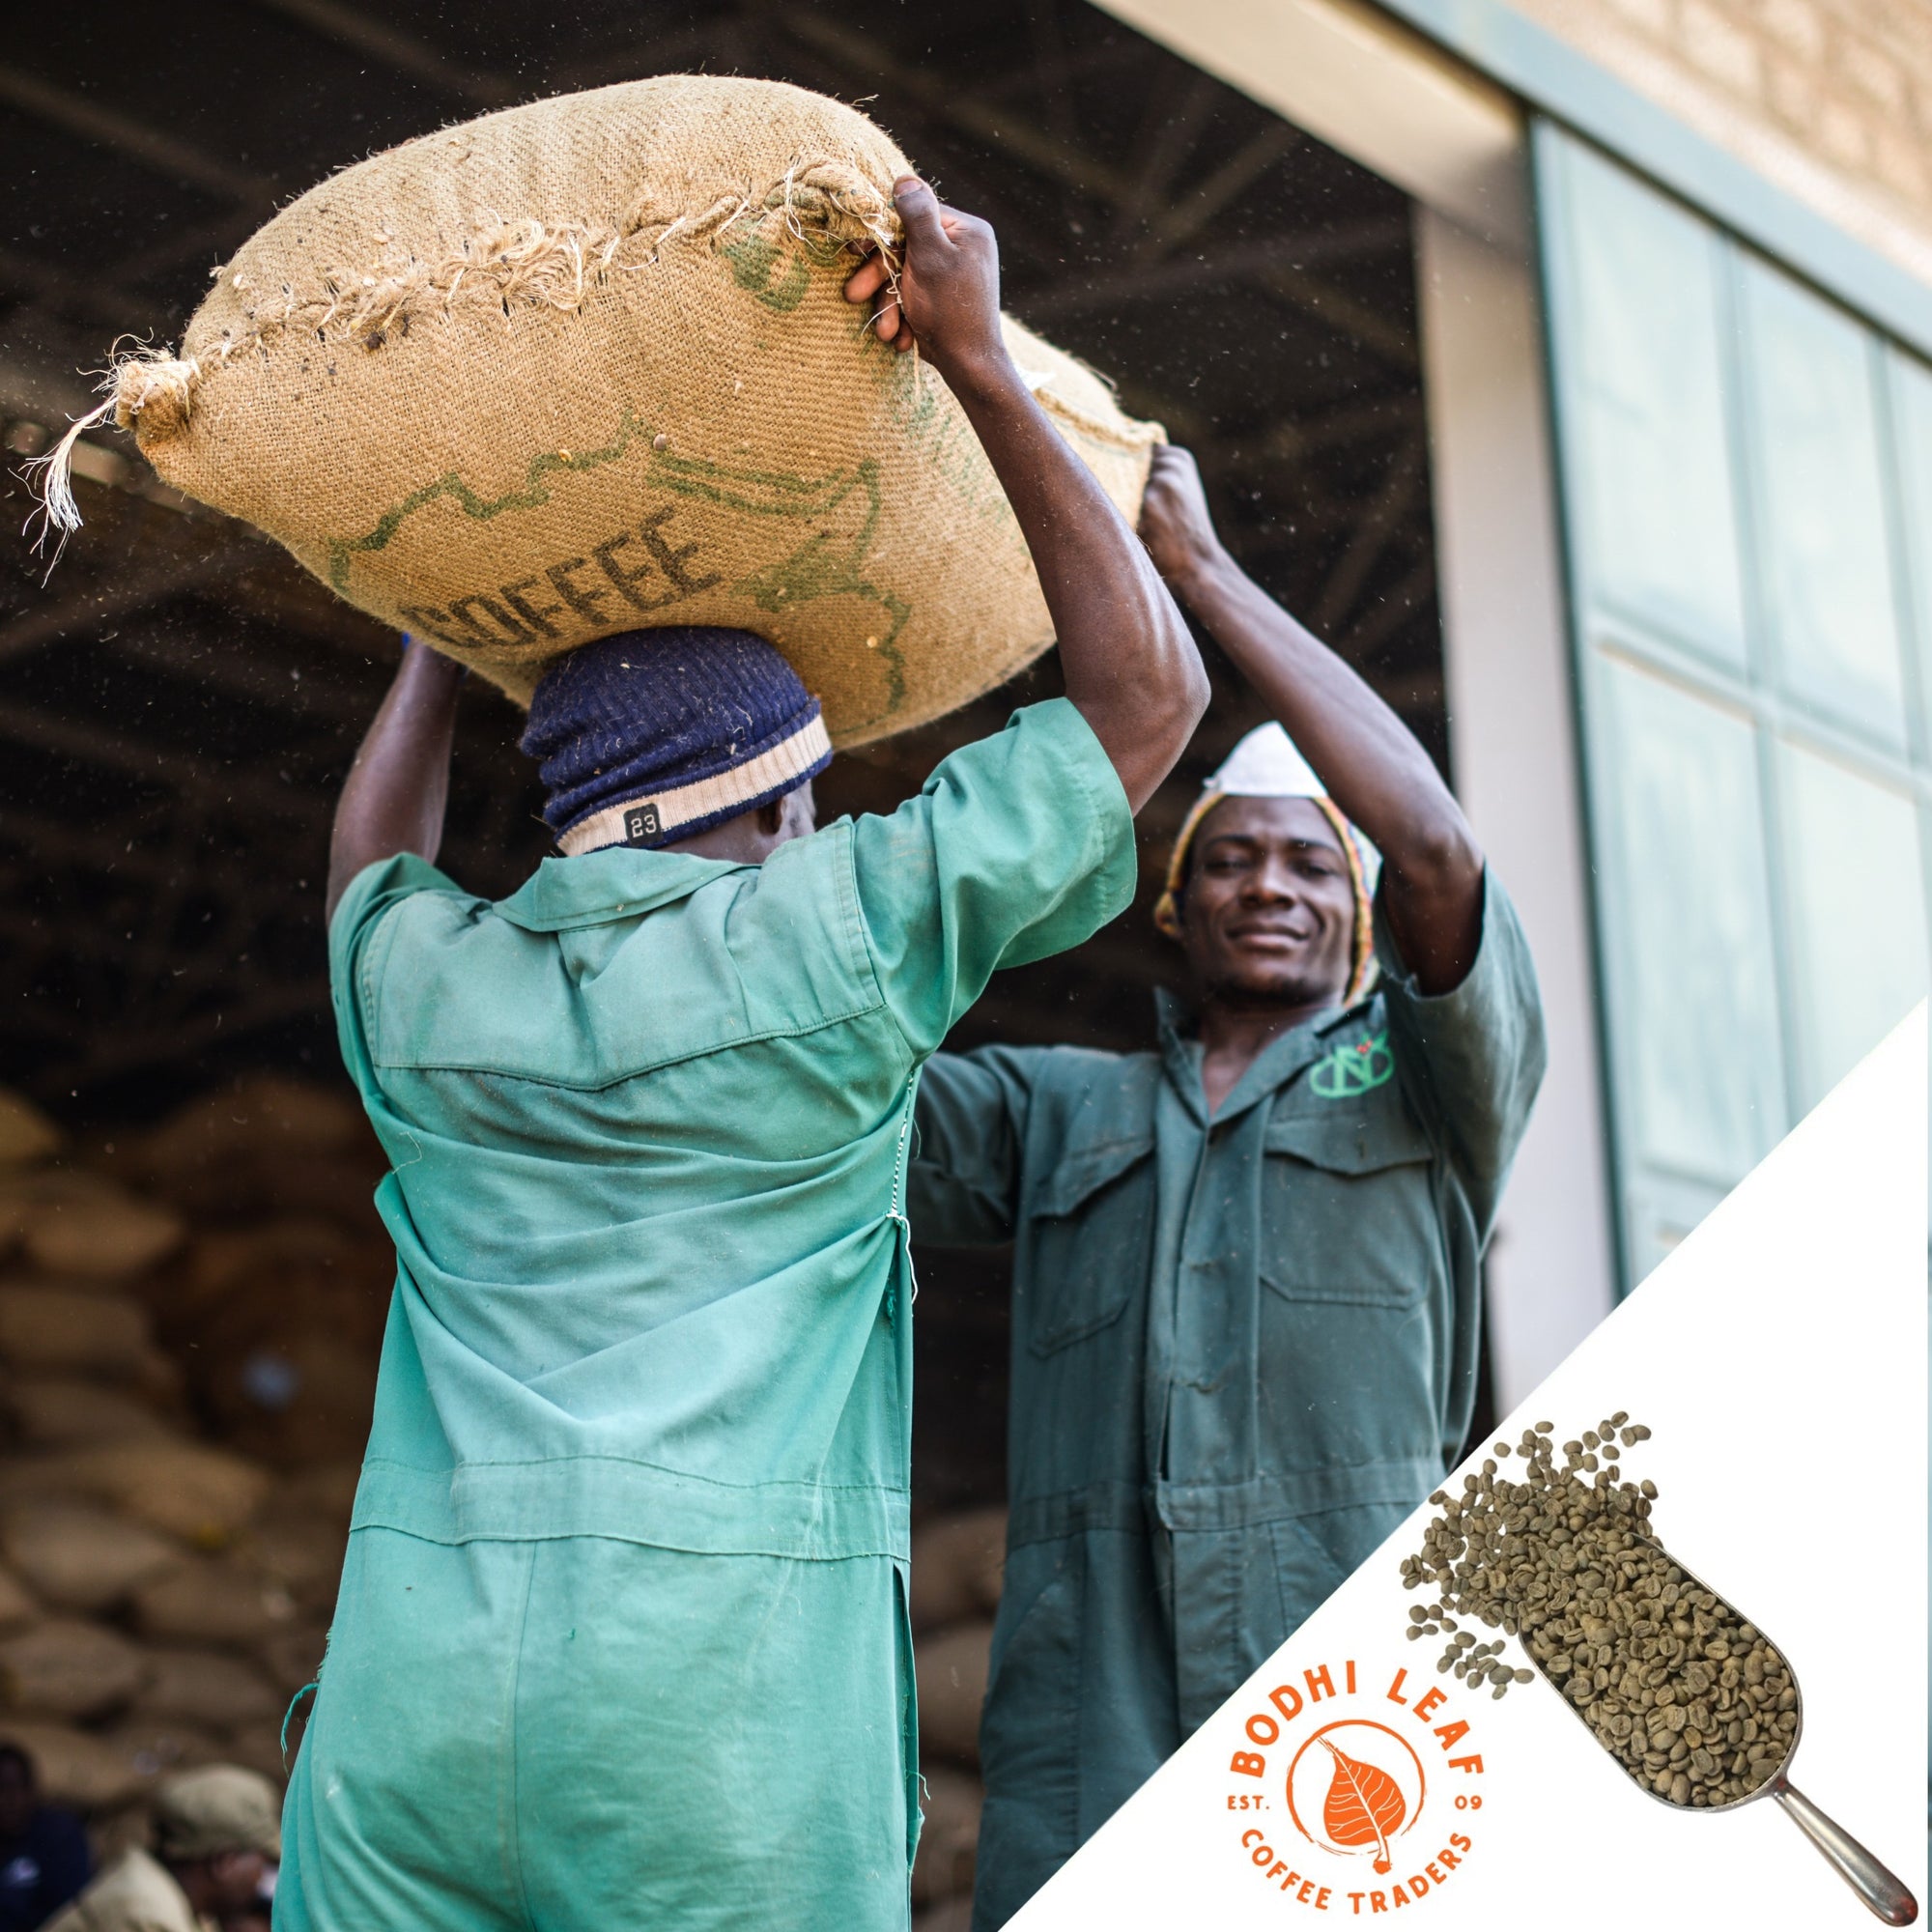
[244, 0, 518, 107]
[0, 65, 269, 206]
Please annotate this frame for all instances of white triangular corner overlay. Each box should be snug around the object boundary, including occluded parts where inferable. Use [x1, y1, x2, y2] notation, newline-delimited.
[1011, 1003, 1927, 1931]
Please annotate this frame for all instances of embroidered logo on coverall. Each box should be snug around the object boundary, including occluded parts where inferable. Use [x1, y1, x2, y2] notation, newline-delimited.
[1311, 1032, 1393, 1099]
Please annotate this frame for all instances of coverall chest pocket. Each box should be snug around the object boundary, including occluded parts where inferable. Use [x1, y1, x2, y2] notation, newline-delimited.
[1019, 1138, 1154, 1355]
[1258, 1104, 1441, 1308]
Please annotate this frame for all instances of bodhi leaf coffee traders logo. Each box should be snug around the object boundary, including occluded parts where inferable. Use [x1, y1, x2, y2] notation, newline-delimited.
[1222, 1655, 1488, 1916]
[1291, 1726, 1422, 1873]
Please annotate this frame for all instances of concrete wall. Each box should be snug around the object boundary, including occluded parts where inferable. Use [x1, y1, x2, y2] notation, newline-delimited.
[1508, 0, 1932, 286]
[1415, 206, 1619, 1406]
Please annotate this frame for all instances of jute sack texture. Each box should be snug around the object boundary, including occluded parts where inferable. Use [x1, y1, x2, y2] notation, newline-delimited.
[99, 75, 1163, 745]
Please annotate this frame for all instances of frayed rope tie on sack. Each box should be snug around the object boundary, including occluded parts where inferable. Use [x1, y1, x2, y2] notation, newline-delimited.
[21, 350, 199, 562]
[18, 163, 896, 566]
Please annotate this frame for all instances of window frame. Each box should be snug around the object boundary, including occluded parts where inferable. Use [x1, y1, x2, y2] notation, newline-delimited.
[1535, 121, 1932, 1291]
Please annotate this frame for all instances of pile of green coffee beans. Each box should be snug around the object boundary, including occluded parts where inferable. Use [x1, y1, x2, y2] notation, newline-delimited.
[1398, 1415, 1799, 1807]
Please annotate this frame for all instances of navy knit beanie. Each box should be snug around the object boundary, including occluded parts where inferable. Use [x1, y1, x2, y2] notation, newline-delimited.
[521, 628, 832, 854]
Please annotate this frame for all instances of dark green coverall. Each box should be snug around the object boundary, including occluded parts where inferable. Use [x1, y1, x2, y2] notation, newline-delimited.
[906, 872, 1546, 1929]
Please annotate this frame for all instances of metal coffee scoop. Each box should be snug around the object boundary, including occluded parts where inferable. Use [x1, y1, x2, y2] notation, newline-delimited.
[1527, 1535, 1917, 1925]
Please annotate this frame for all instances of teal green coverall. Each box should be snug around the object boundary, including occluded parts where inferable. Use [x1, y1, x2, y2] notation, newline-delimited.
[276, 699, 1134, 1932]
[906, 875, 1545, 1929]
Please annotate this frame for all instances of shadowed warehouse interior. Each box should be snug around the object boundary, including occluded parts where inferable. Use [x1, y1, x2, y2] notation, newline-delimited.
[1, 0, 1450, 1515]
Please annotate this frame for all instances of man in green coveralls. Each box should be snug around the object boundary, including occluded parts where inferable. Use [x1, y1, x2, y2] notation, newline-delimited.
[908, 446, 1548, 1929]
[273, 180, 1208, 1932]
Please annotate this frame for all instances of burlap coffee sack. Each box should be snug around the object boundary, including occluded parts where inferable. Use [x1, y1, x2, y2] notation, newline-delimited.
[42, 76, 1161, 745]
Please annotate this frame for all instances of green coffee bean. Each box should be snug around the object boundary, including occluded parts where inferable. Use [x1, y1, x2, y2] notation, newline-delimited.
[1395, 1411, 1798, 1798]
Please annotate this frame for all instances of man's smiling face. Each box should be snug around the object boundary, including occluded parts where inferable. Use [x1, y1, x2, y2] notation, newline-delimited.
[1176, 795, 1356, 1009]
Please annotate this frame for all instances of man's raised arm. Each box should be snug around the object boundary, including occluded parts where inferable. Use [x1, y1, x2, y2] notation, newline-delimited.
[846, 180, 1208, 810]
[325, 642, 465, 922]
[1139, 442, 1484, 992]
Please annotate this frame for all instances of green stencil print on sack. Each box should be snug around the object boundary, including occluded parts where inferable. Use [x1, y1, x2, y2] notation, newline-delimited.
[874, 355, 1010, 526]
[718, 230, 813, 313]
[325, 411, 911, 726]
[323, 409, 664, 592]
[657, 444, 910, 720]
[1311, 1031, 1394, 1099]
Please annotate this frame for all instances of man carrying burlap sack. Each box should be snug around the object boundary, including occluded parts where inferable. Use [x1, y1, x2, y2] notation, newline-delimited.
[279, 178, 1206, 1932]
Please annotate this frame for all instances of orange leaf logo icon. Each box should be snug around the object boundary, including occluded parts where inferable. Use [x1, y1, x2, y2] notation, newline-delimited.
[1320, 1738, 1407, 1873]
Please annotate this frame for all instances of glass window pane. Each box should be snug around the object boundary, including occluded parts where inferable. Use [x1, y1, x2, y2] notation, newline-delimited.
[1741, 261, 1907, 748]
[1597, 651, 1786, 1180]
[1626, 1174, 1728, 1291]
[1891, 353, 1932, 754]
[1549, 141, 1747, 661]
[1776, 738, 1928, 1107]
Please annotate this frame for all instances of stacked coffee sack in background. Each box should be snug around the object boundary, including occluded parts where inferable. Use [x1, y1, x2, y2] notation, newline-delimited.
[2, 1072, 1011, 1893]
[0, 1079, 390, 1856]
[908, 1506, 1005, 1932]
